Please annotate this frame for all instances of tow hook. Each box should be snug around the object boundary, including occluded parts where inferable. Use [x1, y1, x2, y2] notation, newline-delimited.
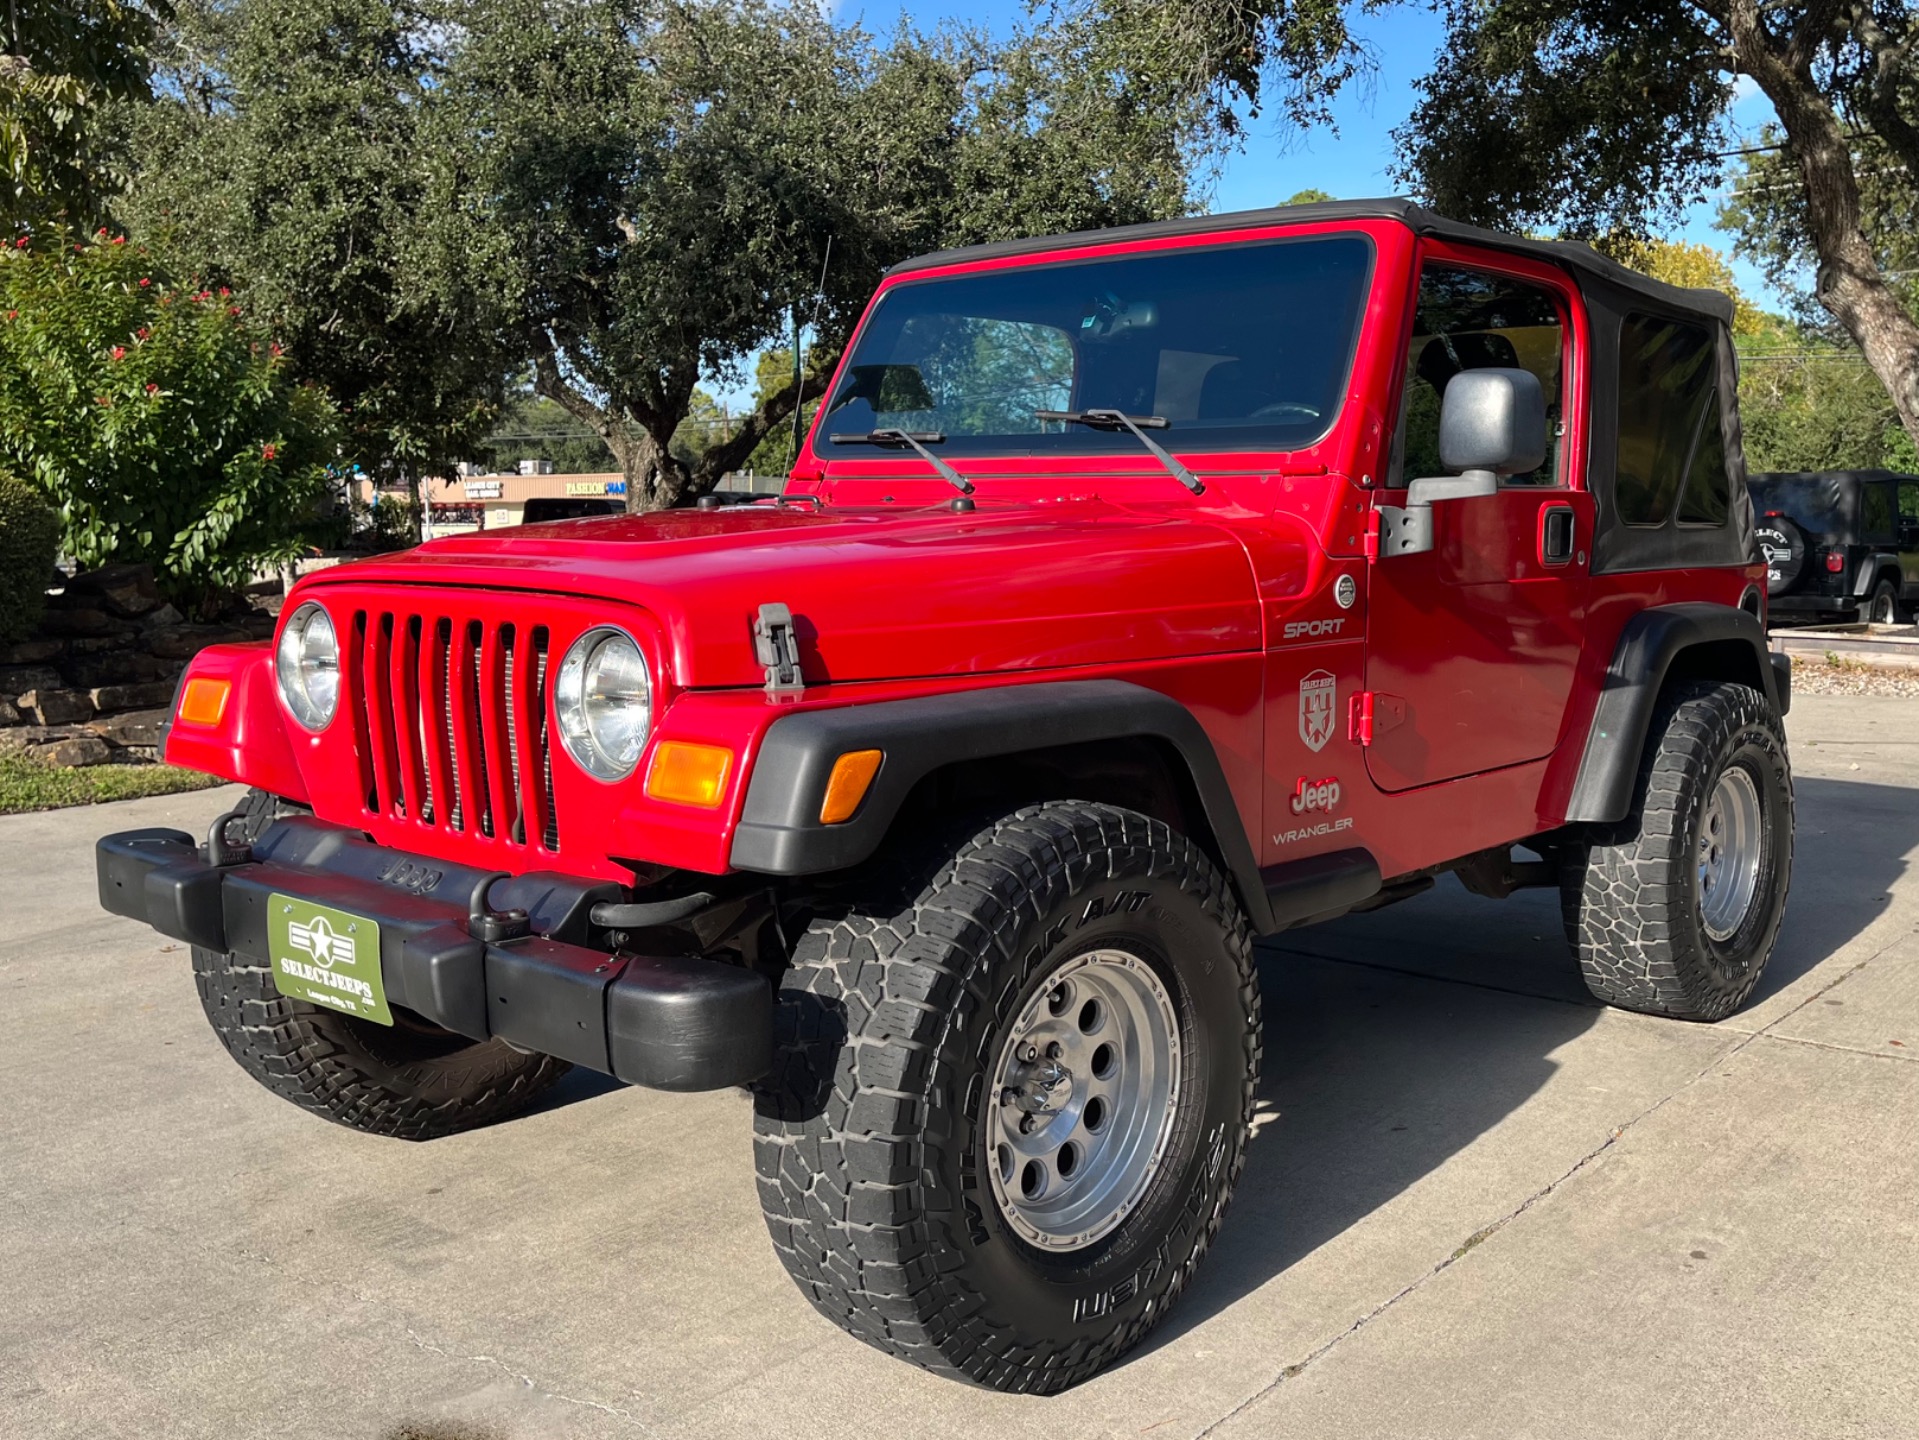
[467, 872, 530, 943]
[203, 806, 254, 868]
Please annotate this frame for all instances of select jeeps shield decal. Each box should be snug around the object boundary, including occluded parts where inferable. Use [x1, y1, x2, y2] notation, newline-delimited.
[267, 894, 392, 1026]
[1299, 670, 1337, 753]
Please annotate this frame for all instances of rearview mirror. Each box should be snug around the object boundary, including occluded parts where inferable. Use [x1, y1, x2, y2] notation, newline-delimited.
[831, 364, 937, 415]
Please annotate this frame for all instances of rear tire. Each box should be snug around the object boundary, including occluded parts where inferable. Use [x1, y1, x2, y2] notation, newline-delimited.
[1560, 682, 1793, 1021]
[190, 790, 569, 1139]
[753, 801, 1260, 1393]
[1868, 577, 1902, 625]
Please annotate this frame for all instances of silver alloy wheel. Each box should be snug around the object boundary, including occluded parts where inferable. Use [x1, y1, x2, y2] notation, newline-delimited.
[985, 949, 1181, 1252]
[1698, 764, 1765, 942]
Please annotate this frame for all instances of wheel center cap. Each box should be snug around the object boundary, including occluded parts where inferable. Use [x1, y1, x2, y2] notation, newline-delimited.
[1007, 1056, 1074, 1115]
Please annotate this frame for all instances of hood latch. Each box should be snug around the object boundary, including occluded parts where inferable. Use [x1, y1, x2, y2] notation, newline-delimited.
[754, 602, 805, 699]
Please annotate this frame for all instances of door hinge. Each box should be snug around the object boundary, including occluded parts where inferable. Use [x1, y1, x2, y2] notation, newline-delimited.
[1348, 691, 1407, 746]
[1349, 691, 1375, 746]
[753, 602, 805, 699]
[1362, 508, 1380, 562]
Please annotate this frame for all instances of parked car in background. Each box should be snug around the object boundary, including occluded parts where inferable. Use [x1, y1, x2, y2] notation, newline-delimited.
[516, 496, 626, 525]
[1751, 470, 1919, 625]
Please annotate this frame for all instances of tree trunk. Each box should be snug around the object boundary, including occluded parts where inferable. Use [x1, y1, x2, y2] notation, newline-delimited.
[1725, 0, 1919, 450]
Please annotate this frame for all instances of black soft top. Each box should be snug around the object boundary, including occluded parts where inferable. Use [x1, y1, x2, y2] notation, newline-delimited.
[888, 197, 1735, 326]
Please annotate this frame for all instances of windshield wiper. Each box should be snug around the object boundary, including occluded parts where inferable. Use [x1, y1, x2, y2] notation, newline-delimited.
[1036, 408, 1204, 495]
[827, 428, 974, 495]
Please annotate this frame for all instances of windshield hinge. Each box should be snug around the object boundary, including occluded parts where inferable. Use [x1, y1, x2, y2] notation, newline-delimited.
[753, 603, 806, 699]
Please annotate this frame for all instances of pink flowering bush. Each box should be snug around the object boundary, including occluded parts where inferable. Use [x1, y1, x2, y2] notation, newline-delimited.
[0, 229, 348, 604]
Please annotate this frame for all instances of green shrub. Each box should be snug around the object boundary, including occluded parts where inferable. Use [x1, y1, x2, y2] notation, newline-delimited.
[0, 467, 61, 643]
[0, 228, 349, 608]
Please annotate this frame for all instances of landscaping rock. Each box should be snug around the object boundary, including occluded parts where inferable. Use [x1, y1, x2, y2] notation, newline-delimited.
[146, 624, 250, 661]
[68, 634, 134, 654]
[139, 604, 184, 632]
[65, 562, 163, 618]
[0, 666, 64, 702]
[0, 638, 63, 665]
[88, 708, 169, 749]
[61, 651, 177, 690]
[0, 699, 18, 726]
[44, 734, 112, 767]
[37, 607, 125, 639]
[89, 681, 176, 712]
[22, 688, 95, 726]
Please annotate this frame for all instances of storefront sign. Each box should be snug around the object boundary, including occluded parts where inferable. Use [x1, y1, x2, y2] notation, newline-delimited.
[566, 481, 607, 496]
[463, 480, 503, 499]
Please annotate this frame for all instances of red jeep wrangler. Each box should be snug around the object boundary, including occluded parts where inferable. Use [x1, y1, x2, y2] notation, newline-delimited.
[97, 199, 1793, 1393]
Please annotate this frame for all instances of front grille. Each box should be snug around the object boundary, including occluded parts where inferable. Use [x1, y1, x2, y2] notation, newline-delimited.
[346, 609, 560, 853]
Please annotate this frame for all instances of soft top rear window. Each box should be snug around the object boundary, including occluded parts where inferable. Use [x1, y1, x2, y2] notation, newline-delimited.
[818, 234, 1374, 461]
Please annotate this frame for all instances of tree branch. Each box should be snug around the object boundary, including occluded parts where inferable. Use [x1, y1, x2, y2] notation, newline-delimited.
[690, 349, 841, 487]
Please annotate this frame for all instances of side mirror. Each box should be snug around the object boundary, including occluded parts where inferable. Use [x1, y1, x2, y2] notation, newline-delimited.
[1436, 367, 1548, 486]
[1382, 368, 1549, 557]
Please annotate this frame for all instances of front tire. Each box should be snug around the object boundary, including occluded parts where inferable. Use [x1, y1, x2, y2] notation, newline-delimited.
[190, 789, 569, 1139]
[752, 801, 1260, 1393]
[1561, 681, 1793, 1021]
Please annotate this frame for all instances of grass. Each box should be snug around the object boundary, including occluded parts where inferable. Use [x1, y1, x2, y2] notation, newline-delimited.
[0, 746, 225, 815]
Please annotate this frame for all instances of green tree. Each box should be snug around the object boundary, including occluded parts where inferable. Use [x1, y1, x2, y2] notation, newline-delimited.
[1, 0, 166, 226]
[0, 229, 343, 606]
[1596, 234, 1766, 337]
[1092, 0, 1919, 455]
[117, 0, 510, 487]
[426, 0, 1196, 511]
[1283, 187, 1336, 205]
[481, 385, 618, 475]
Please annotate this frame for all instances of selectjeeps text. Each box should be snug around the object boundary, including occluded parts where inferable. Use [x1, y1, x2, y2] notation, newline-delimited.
[98, 199, 1794, 1393]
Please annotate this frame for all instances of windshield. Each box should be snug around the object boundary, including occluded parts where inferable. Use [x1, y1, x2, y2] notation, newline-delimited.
[818, 233, 1374, 462]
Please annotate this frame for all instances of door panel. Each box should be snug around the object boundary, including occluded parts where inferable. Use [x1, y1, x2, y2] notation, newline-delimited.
[1362, 247, 1591, 793]
[1364, 490, 1591, 791]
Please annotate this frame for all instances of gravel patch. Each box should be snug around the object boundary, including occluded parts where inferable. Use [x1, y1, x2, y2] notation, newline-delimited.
[1789, 659, 1919, 698]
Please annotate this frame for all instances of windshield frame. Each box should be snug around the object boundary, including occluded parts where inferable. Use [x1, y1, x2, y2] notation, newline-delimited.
[808, 228, 1379, 470]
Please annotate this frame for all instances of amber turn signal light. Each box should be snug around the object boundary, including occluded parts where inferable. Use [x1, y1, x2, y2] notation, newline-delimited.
[820, 749, 883, 824]
[176, 676, 231, 727]
[645, 741, 734, 808]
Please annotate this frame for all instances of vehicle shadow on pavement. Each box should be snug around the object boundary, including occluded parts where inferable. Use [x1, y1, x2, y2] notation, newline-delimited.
[1139, 773, 1916, 1356]
[1145, 929, 1599, 1355]
[1757, 776, 1919, 1000]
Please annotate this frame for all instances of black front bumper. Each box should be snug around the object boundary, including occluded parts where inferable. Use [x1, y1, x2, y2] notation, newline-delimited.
[96, 817, 771, 1091]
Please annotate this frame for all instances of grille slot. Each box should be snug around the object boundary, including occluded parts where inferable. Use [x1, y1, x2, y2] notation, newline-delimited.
[351, 606, 558, 854]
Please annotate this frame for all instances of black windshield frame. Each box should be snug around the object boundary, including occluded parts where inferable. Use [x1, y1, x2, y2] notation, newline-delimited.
[813, 232, 1377, 465]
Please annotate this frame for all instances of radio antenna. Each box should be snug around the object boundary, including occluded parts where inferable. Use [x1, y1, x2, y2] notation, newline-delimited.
[792, 236, 833, 456]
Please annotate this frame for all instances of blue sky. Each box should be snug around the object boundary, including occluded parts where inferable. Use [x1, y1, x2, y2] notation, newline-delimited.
[713, 3, 1785, 409]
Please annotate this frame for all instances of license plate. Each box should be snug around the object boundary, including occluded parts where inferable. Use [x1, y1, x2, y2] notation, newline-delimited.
[267, 894, 392, 1026]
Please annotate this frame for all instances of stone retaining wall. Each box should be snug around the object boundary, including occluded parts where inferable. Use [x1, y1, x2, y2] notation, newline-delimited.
[0, 564, 273, 766]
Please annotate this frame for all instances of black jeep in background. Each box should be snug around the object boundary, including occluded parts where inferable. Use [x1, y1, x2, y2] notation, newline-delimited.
[1752, 470, 1919, 625]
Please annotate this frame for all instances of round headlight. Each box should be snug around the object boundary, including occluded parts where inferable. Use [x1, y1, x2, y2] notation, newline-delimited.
[275, 601, 339, 731]
[554, 627, 652, 781]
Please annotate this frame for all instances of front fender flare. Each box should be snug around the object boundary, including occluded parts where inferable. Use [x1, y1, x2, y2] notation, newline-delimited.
[1565, 603, 1784, 825]
[728, 679, 1274, 933]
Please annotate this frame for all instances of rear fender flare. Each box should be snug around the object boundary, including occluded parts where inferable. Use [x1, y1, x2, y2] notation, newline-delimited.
[1565, 603, 1785, 825]
[728, 679, 1274, 933]
[1853, 555, 1903, 597]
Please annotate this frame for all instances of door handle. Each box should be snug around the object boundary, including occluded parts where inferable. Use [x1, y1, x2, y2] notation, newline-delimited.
[1540, 505, 1575, 566]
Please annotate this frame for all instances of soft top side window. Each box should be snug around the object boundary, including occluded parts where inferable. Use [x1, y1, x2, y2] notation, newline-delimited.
[1616, 313, 1730, 529]
[1862, 482, 1896, 540]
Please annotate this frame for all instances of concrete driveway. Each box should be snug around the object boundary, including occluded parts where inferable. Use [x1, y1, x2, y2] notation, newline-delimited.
[5, 692, 1916, 1440]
